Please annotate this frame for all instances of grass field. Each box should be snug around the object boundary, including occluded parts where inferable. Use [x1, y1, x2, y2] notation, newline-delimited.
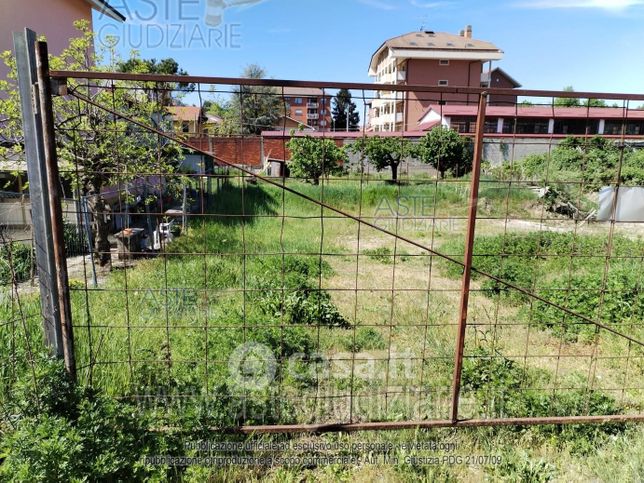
[1, 175, 643, 481]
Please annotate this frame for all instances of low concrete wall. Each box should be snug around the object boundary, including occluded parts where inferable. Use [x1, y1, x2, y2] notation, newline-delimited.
[0, 198, 79, 228]
[482, 138, 559, 166]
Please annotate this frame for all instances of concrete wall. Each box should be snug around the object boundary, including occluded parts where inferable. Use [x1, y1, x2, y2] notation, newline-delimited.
[482, 137, 558, 166]
[0, 198, 79, 228]
[482, 136, 644, 165]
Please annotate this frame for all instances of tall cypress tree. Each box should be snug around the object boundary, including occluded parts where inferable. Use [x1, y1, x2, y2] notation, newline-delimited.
[332, 89, 360, 131]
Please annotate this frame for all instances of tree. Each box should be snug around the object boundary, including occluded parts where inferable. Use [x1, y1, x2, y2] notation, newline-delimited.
[203, 96, 240, 136]
[287, 136, 347, 185]
[555, 86, 606, 108]
[0, 22, 183, 268]
[350, 136, 412, 182]
[116, 56, 194, 106]
[228, 64, 284, 135]
[332, 89, 360, 131]
[415, 127, 472, 178]
[555, 86, 581, 107]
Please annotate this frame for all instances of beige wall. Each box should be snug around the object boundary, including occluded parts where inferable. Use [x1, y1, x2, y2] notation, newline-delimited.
[0, 0, 93, 80]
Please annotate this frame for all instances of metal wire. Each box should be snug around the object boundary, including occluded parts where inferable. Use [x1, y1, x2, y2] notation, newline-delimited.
[3, 68, 643, 433]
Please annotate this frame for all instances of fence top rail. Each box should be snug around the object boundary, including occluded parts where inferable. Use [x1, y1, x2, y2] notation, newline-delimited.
[49, 70, 644, 102]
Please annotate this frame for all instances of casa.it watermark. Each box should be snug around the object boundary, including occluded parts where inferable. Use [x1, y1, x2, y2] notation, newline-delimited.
[96, 0, 268, 51]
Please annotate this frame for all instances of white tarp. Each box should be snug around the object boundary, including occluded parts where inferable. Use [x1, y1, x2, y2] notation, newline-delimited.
[597, 187, 644, 222]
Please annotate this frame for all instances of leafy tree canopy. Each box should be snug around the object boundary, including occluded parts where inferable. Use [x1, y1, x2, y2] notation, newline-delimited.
[0, 22, 184, 267]
[287, 136, 346, 184]
[350, 136, 412, 182]
[555, 86, 606, 108]
[415, 127, 472, 178]
[229, 64, 284, 135]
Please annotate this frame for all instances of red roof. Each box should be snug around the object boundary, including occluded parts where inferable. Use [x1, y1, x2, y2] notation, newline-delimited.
[421, 104, 644, 120]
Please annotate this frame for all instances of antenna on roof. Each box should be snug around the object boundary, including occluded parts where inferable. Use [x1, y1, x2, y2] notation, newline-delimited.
[419, 15, 428, 31]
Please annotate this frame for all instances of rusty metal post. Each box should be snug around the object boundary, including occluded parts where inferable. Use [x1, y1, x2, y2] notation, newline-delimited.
[450, 92, 487, 423]
[13, 29, 64, 357]
[35, 40, 76, 379]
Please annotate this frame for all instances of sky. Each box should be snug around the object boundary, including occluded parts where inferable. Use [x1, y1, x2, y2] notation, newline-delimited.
[94, 0, 644, 96]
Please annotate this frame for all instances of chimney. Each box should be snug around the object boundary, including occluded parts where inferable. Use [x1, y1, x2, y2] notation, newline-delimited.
[459, 29, 465, 37]
[465, 25, 473, 39]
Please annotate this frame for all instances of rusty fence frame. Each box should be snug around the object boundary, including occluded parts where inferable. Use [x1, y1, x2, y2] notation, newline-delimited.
[13, 32, 644, 432]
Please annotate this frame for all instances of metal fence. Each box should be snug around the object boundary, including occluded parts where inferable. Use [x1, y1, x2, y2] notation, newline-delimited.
[2, 32, 644, 433]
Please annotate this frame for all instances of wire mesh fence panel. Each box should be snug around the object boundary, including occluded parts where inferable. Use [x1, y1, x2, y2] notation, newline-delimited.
[3, 60, 644, 432]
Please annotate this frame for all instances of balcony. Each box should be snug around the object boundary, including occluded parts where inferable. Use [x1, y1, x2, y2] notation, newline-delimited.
[370, 112, 404, 125]
[308, 113, 319, 120]
[307, 102, 319, 109]
[371, 92, 404, 108]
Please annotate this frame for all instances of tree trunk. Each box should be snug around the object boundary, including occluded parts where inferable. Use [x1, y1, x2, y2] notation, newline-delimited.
[391, 162, 399, 183]
[87, 192, 112, 269]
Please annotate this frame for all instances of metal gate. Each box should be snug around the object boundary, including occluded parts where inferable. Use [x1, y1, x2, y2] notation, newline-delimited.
[5, 29, 644, 433]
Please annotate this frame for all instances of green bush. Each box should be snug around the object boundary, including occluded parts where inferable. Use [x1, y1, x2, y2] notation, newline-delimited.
[493, 137, 644, 194]
[0, 241, 32, 286]
[254, 256, 350, 328]
[442, 233, 642, 339]
[0, 359, 161, 481]
[531, 265, 644, 341]
[462, 348, 626, 453]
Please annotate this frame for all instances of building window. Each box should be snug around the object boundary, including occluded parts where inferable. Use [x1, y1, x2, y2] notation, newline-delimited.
[484, 119, 499, 133]
[501, 119, 515, 134]
[295, 109, 303, 116]
[450, 117, 475, 133]
[515, 118, 550, 135]
[294, 98, 303, 105]
[604, 120, 643, 136]
[438, 80, 449, 86]
[553, 119, 599, 135]
[439, 59, 450, 66]
[320, 120, 327, 127]
[182, 121, 191, 133]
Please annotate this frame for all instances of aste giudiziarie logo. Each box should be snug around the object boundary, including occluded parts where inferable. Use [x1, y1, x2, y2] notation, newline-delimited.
[97, 0, 269, 51]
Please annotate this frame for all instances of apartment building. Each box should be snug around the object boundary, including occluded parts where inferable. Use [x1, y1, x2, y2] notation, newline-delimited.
[0, 0, 125, 81]
[368, 25, 504, 132]
[283, 87, 333, 131]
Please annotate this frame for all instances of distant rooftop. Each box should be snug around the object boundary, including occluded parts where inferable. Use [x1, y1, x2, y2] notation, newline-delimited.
[167, 106, 203, 122]
[369, 26, 503, 74]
